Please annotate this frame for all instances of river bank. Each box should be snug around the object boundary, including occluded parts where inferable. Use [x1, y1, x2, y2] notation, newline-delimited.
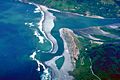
[39, 5, 58, 53]
[45, 28, 76, 80]
[20, 0, 58, 54]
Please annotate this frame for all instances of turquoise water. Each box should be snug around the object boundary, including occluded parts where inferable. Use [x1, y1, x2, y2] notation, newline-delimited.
[0, 0, 120, 80]
[38, 10, 120, 62]
[0, 0, 42, 80]
[55, 56, 65, 70]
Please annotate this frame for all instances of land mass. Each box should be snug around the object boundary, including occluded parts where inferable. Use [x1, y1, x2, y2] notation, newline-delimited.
[20, 0, 120, 80]
[27, 0, 120, 18]
[61, 24, 120, 80]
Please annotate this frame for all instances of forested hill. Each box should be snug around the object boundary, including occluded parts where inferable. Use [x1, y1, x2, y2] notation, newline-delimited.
[27, 0, 120, 18]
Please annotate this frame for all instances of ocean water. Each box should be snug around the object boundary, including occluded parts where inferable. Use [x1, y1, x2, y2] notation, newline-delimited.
[0, 0, 120, 80]
[0, 0, 42, 80]
[38, 10, 120, 61]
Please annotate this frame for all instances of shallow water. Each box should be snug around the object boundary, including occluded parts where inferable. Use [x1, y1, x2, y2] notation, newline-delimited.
[0, 1, 42, 80]
[0, 0, 120, 80]
[39, 10, 120, 61]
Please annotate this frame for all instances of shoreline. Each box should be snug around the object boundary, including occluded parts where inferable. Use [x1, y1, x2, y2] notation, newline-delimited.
[85, 15, 104, 19]
[46, 6, 105, 19]
[62, 11, 105, 19]
[17, 0, 120, 80]
[19, 0, 58, 53]
[19, 0, 105, 20]
[19, 0, 55, 79]
[39, 5, 58, 53]
[45, 28, 75, 80]
[60, 28, 80, 64]
[20, 0, 120, 19]
[47, 6, 119, 19]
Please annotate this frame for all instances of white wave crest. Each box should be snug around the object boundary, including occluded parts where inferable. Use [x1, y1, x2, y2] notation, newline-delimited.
[30, 51, 51, 80]
[34, 7, 41, 13]
[34, 30, 44, 44]
[25, 22, 34, 27]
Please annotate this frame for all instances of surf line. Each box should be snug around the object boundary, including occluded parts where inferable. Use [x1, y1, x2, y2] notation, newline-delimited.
[34, 3, 58, 53]
[28, 2, 52, 80]
[27, 1, 48, 75]
[19, 0, 57, 53]
[30, 51, 51, 80]
[33, 3, 52, 53]
[19, 0, 51, 79]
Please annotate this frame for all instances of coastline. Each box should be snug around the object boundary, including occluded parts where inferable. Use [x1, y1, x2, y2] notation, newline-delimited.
[10, 1, 120, 80]
[62, 11, 105, 19]
[20, 0, 105, 20]
[85, 15, 104, 19]
[39, 5, 58, 53]
[19, 0, 58, 53]
[19, 0, 55, 79]
[45, 28, 75, 80]
[45, 5, 105, 19]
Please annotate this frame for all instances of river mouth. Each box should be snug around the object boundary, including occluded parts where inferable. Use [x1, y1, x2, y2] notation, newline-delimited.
[0, 0, 120, 80]
[38, 5, 120, 80]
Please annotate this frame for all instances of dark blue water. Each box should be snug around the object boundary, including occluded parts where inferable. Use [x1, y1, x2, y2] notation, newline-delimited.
[0, 0, 42, 80]
[0, 0, 120, 80]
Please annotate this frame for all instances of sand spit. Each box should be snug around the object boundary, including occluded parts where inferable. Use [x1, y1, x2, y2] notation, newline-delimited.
[38, 5, 58, 53]
[85, 15, 104, 19]
[45, 28, 75, 80]
[18, 1, 54, 79]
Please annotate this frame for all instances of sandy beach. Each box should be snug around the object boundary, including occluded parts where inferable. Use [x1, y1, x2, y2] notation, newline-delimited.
[39, 5, 58, 53]
[26, 3, 75, 80]
[45, 28, 75, 80]
[18, 1, 120, 80]
[85, 15, 104, 19]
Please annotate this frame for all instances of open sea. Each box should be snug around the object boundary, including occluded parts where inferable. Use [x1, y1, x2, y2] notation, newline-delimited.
[0, 0, 120, 80]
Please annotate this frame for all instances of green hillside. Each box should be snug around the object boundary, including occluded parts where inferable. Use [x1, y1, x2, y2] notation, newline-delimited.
[28, 0, 120, 18]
